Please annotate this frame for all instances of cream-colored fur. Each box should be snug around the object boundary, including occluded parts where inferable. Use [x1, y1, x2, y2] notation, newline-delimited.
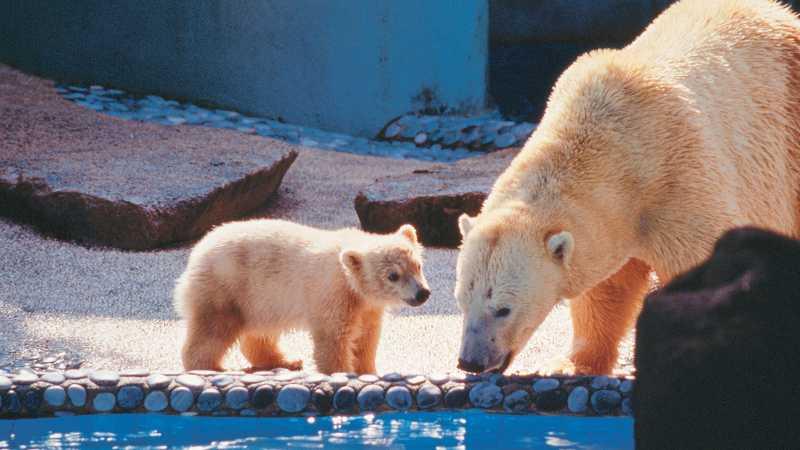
[174, 219, 429, 374]
[456, 0, 800, 375]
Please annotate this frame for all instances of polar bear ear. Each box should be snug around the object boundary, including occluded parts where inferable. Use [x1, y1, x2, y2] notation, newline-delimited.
[340, 249, 363, 274]
[547, 231, 574, 265]
[459, 214, 477, 238]
[397, 224, 418, 243]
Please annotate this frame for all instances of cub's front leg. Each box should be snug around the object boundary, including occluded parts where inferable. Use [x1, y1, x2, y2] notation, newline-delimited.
[351, 307, 384, 374]
[310, 315, 356, 374]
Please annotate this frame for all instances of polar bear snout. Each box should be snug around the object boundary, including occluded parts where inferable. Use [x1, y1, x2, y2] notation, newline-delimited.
[457, 324, 511, 374]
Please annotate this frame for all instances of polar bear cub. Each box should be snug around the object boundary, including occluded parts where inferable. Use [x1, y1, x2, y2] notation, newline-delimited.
[174, 219, 430, 374]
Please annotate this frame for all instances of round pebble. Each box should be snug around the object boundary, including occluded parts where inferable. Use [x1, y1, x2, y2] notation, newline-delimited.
[170, 387, 194, 412]
[384, 124, 402, 138]
[176, 374, 206, 391]
[621, 398, 633, 416]
[568, 387, 590, 413]
[196, 388, 223, 412]
[591, 376, 611, 390]
[0, 376, 11, 391]
[13, 372, 38, 385]
[67, 384, 87, 407]
[417, 384, 442, 409]
[146, 374, 171, 390]
[468, 382, 503, 408]
[357, 374, 379, 383]
[333, 386, 357, 411]
[44, 386, 66, 407]
[252, 384, 275, 409]
[120, 369, 149, 377]
[274, 372, 301, 382]
[382, 372, 404, 382]
[305, 374, 330, 384]
[536, 389, 568, 412]
[65, 369, 87, 380]
[211, 374, 235, 388]
[386, 386, 413, 410]
[240, 374, 266, 385]
[357, 384, 385, 411]
[93, 392, 116, 412]
[117, 385, 144, 409]
[90, 370, 120, 387]
[225, 386, 249, 410]
[533, 378, 560, 393]
[428, 373, 449, 385]
[620, 379, 634, 396]
[591, 390, 622, 414]
[494, 133, 517, 148]
[144, 391, 168, 412]
[503, 390, 530, 413]
[277, 384, 310, 413]
[406, 375, 426, 385]
[329, 374, 349, 388]
[444, 386, 467, 408]
[41, 372, 66, 385]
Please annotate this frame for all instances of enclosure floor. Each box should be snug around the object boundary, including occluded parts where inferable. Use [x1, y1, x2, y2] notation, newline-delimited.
[0, 64, 634, 375]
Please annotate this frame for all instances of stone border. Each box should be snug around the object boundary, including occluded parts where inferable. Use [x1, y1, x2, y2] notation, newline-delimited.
[0, 369, 632, 418]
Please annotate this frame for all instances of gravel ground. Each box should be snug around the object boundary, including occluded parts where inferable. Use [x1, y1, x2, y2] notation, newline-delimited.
[0, 65, 635, 375]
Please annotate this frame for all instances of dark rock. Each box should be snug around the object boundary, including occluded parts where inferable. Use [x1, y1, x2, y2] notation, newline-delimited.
[354, 150, 516, 247]
[635, 227, 800, 450]
[276, 384, 310, 413]
[251, 384, 275, 409]
[196, 388, 223, 412]
[535, 389, 567, 412]
[333, 386, 356, 411]
[385, 386, 413, 410]
[468, 382, 503, 408]
[443, 386, 467, 408]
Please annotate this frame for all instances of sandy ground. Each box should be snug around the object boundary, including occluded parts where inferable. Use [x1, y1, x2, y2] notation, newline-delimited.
[0, 144, 635, 375]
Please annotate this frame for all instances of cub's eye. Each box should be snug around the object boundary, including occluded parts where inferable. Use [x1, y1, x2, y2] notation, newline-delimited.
[388, 272, 400, 282]
[495, 307, 511, 318]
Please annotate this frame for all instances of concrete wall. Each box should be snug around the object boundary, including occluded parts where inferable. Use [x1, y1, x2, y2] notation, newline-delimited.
[0, 1, 488, 137]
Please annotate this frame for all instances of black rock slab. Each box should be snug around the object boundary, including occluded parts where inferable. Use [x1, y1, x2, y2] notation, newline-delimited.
[634, 226, 800, 450]
[354, 150, 516, 247]
[0, 148, 297, 250]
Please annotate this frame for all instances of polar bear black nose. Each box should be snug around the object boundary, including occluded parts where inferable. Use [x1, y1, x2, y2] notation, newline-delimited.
[457, 358, 484, 373]
[416, 288, 430, 303]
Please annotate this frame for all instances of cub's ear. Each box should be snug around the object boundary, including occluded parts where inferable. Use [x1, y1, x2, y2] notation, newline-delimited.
[458, 214, 477, 238]
[547, 231, 574, 265]
[340, 249, 363, 273]
[397, 224, 418, 243]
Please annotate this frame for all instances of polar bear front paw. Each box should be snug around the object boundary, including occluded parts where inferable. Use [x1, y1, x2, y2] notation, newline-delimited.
[537, 356, 576, 376]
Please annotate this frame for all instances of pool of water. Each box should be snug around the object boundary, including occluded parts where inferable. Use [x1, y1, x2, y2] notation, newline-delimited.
[0, 411, 632, 449]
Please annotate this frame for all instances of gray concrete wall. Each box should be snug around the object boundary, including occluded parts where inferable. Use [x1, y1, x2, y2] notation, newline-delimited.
[0, 1, 488, 137]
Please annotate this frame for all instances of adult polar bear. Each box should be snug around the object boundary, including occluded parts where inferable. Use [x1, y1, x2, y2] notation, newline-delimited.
[456, 0, 800, 375]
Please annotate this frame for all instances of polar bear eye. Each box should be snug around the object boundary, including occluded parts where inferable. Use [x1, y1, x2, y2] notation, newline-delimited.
[388, 272, 400, 282]
[495, 307, 511, 318]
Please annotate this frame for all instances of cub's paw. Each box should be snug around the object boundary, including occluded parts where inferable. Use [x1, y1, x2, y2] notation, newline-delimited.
[537, 356, 576, 376]
[283, 359, 304, 371]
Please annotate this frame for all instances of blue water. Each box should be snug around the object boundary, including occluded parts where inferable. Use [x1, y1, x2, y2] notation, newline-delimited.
[0, 411, 632, 449]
